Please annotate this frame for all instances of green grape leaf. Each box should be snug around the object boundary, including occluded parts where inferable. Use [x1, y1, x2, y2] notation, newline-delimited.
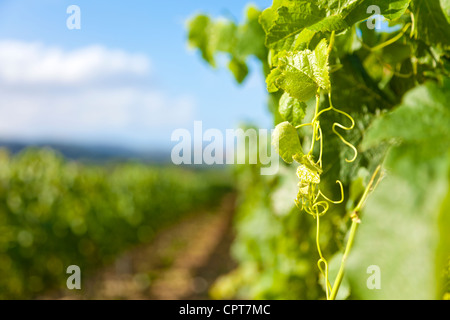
[187, 6, 267, 83]
[345, 0, 411, 25]
[272, 121, 303, 164]
[212, 21, 238, 53]
[410, 0, 450, 49]
[312, 38, 331, 90]
[234, 5, 268, 61]
[259, 2, 278, 34]
[187, 15, 240, 67]
[346, 79, 450, 299]
[266, 39, 330, 100]
[261, 0, 401, 51]
[291, 28, 317, 50]
[262, 0, 354, 51]
[362, 80, 450, 153]
[187, 15, 216, 66]
[264, 1, 323, 51]
[307, 14, 348, 32]
[279, 92, 307, 126]
[346, 146, 450, 299]
[315, 0, 363, 13]
[266, 52, 319, 100]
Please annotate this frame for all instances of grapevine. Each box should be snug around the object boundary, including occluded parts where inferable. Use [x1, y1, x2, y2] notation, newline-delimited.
[269, 31, 364, 298]
[188, 0, 450, 301]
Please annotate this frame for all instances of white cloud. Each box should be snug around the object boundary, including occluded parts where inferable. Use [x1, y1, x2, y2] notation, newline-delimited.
[0, 40, 194, 148]
[0, 40, 150, 85]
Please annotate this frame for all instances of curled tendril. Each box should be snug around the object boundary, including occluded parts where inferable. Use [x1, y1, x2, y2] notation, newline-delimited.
[328, 93, 358, 163]
[315, 180, 344, 204]
[291, 35, 361, 300]
[305, 93, 358, 164]
[294, 93, 356, 215]
[292, 88, 358, 299]
[332, 113, 358, 163]
[295, 186, 330, 217]
[311, 200, 329, 216]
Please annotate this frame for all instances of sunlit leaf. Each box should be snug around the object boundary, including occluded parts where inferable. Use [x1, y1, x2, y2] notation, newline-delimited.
[266, 39, 330, 100]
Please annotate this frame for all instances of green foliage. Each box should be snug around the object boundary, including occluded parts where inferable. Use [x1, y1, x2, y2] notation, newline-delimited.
[347, 81, 450, 299]
[345, 0, 411, 24]
[410, 0, 450, 49]
[362, 80, 450, 153]
[267, 38, 330, 100]
[442, 0, 450, 22]
[211, 163, 324, 300]
[188, 0, 450, 300]
[187, 5, 267, 83]
[261, 0, 357, 51]
[0, 148, 230, 298]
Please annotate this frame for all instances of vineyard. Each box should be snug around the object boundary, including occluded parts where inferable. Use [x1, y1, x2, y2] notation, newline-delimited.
[0, 148, 231, 299]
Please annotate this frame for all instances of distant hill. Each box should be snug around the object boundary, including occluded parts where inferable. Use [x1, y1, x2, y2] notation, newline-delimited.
[0, 140, 171, 164]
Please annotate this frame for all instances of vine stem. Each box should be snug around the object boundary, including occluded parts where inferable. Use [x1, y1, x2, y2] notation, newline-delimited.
[316, 213, 332, 299]
[308, 92, 321, 156]
[360, 23, 411, 52]
[329, 217, 357, 300]
[329, 165, 382, 300]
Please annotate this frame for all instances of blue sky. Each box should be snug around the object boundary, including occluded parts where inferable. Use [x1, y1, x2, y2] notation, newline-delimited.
[0, 0, 273, 151]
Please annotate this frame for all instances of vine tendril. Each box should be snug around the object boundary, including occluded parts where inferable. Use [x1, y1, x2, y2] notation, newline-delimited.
[294, 82, 358, 299]
[292, 34, 359, 299]
[315, 180, 344, 204]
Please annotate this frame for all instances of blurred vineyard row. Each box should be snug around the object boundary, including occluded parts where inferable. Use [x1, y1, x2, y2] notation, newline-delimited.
[0, 148, 231, 299]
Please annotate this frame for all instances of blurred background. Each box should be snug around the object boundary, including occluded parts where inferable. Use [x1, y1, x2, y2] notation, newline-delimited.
[0, 0, 271, 299]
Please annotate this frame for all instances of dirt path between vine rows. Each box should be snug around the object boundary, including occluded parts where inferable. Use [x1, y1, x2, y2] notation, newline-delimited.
[43, 193, 237, 300]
